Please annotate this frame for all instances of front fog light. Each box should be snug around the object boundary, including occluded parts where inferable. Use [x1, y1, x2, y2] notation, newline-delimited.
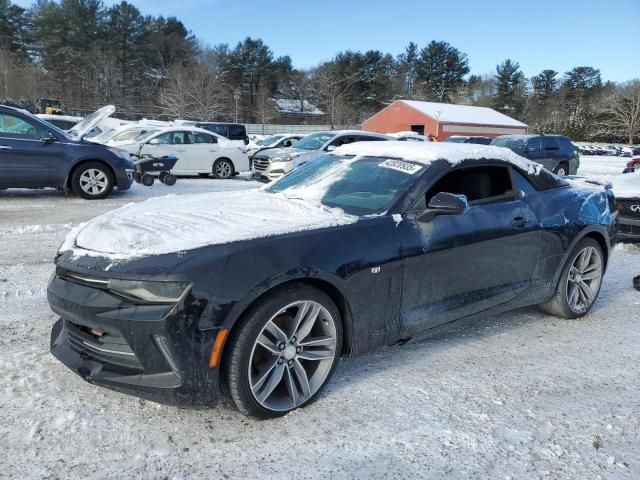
[107, 279, 191, 304]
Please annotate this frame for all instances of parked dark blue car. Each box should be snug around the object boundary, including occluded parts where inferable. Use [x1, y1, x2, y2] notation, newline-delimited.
[0, 105, 134, 199]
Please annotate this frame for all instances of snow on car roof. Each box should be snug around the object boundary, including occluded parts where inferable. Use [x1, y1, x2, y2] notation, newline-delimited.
[334, 141, 543, 175]
[401, 100, 528, 127]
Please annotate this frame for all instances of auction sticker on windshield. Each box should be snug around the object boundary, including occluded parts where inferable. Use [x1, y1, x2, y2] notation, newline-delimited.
[379, 159, 423, 175]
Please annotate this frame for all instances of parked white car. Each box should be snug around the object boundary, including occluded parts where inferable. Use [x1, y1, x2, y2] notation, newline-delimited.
[251, 130, 391, 181]
[247, 134, 303, 157]
[92, 121, 171, 146]
[117, 127, 250, 178]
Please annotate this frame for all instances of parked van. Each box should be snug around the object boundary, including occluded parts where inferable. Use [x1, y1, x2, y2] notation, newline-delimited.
[491, 134, 578, 175]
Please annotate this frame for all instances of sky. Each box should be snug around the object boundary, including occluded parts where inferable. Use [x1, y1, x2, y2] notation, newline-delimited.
[14, 0, 640, 82]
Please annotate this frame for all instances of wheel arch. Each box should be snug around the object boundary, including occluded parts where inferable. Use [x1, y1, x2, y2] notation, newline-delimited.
[65, 159, 118, 190]
[213, 156, 236, 175]
[550, 226, 610, 291]
[220, 276, 355, 360]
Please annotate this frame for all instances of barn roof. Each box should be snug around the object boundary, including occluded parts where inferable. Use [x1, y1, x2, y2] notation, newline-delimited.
[400, 100, 528, 128]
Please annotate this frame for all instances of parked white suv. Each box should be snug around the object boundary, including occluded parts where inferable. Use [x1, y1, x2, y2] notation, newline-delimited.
[252, 130, 390, 181]
[117, 127, 250, 178]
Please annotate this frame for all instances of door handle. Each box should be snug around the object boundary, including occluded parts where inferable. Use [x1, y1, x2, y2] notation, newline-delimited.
[512, 217, 530, 228]
[0, 145, 12, 150]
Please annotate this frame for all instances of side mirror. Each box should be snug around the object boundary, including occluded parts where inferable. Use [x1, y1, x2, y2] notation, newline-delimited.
[41, 133, 57, 144]
[326, 144, 337, 152]
[427, 192, 469, 215]
[148, 138, 160, 145]
[244, 138, 249, 145]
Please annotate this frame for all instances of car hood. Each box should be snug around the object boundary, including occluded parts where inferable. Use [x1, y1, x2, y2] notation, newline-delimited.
[610, 171, 640, 198]
[67, 105, 115, 141]
[61, 189, 357, 261]
[254, 147, 309, 159]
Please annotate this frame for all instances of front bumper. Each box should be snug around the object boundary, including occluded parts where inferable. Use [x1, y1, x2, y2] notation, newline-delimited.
[618, 215, 640, 241]
[48, 268, 221, 407]
[251, 157, 292, 181]
[115, 168, 134, 191]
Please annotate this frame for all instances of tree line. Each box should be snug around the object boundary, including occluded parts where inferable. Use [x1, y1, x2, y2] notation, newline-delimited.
[1, 0, 639, 143]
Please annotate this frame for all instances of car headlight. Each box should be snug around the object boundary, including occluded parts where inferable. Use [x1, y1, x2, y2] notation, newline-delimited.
[270, 155, 300, 163]
[106, 146, 131, 160]
[107, 279, 191, 304]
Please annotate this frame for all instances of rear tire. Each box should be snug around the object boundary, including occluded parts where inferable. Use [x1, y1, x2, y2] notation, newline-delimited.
[71, 162, 114, 200]
[223, 284, 342, 419]
[213, 158, 234, 179]
[539, 238, 604, 318]
[553, 163, 569, 176]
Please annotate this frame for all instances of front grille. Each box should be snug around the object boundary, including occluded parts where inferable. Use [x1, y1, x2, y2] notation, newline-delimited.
[619, 223, 640, 237]
[253, 157, 270, 172]
[66, 320, 143, 370]
[616, 199, 640, 219]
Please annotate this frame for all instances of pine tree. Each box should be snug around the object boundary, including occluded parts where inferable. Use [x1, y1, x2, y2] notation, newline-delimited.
[415, 41, 469, 103]
[494, 59, 527, 117]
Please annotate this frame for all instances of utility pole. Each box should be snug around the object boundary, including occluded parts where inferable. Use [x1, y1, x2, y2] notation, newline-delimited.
[233, 90, 240, 123]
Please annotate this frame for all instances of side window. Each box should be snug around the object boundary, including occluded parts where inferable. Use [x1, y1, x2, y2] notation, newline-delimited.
[0, 113, 47, 140]
[151, 133, 172, 145]
[331, 135, 357, 147]
[526, 137, 542, 152]
[173, 131, 189, 144]
[228, 125, 246, 139]
[282, 138, 294, 147]
[542, 137, 559, 152]
[424, 165, 515, 206]
[193, 132, 214, 144]
[358, 135, 386, 142]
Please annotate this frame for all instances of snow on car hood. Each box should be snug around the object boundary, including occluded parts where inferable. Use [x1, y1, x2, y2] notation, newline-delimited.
[61, 190, 357, 260]
[254, 147, 306, 159]
[610, 171, 640, 198]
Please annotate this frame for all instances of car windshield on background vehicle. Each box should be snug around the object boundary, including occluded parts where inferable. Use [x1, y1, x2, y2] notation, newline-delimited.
[259, 135, 284, 146]
[266, 154, 424, 215]
[294, 132, 335, 150]
[491, 136, 527, 153]
[112, 130, 146, 142]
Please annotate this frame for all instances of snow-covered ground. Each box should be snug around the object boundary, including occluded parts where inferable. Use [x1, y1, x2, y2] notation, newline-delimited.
[1, 161, 639, 479]
[577, 155, 630, 182]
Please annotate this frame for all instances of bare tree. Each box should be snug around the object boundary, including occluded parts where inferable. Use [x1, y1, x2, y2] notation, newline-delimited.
[311, 66, 360, 125]
[255, 85, 278, 132]
[596, 81, 640, 144]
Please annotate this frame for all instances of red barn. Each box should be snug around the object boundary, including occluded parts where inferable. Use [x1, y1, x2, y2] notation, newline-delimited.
[362, 100, 528, 140]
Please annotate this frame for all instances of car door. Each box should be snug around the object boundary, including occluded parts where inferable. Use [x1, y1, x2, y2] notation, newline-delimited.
[0, 111, 67, 188]
[185, 131, 221, 172]
[541, 137, 562, 172]
[140, 132, 181, 168]
[397, 164, 541, 336]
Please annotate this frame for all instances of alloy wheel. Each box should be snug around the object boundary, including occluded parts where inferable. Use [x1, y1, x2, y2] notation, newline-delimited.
[215, 160, 232, 178]
[566, 245, 602, 314]
[79, 169, 109, 195]
[248, 300, 338, 412]
[556, 166, 567, 176]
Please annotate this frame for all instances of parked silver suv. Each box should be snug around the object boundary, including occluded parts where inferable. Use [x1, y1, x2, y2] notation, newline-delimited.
[252, 130, 390, 181]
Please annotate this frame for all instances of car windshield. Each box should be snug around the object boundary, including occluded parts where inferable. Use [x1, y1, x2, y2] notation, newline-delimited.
[266, 154, 424, 216]
[294, 132, 334, 150]
[492, 137, 527, 152]
[259, 135, 283, 146]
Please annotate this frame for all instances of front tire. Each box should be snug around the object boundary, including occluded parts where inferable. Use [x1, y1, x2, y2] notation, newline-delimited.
[223, 284, 342, 419]
[213, 158, 234, 179]
[539, 238, 604, 318]
[71, 162, 114, 200]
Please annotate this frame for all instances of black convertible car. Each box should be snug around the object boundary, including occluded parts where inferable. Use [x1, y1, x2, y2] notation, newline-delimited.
[48, 142, 617, 418]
